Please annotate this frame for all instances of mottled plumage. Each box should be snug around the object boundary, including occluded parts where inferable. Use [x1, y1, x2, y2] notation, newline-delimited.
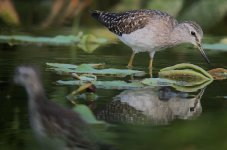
[91, 9, 176, 36]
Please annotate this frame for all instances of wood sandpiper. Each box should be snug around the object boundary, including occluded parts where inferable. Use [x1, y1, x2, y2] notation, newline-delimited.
[90, 9, 210, 76]
[14, 66, 110, 150]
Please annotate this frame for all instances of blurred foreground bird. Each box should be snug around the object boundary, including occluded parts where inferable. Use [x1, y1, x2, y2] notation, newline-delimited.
[90, 9, 210, 76]
[14, 66, 112, 150]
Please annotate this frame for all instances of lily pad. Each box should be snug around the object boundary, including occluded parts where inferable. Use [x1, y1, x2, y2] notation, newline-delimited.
[47, 63, 145, 77]
[141, 78, 175, 86]
[57, 80, 144, 90]
[160, 63, 213, 79]
[52, 63, 213, 92]
[0, 35, 80, 45]
[0, 33, 108, 52]
[203, 43, 227, 51]
[159, 63, 213, 86]
[158, 63, 213, 92]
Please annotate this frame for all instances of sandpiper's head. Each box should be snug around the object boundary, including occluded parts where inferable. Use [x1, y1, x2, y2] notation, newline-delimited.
[14, 66, 41, 87]
[178, 21, 210, 64]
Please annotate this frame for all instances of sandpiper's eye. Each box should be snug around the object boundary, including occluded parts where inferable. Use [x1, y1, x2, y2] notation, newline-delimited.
[190, 31, 196, 36]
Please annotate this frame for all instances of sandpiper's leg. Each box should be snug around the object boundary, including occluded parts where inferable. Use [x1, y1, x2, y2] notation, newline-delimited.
[149, 51, 155, 77]
[127, 52, 135, 69]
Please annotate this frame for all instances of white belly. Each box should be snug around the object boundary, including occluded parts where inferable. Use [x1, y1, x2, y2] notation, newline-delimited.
[118, 22, 170, 53]
[118, 26, 157, 53]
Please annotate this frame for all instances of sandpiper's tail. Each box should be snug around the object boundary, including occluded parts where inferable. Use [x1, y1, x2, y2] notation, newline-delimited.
[90, 10, 102, 20]
[90, 10, 117, 28]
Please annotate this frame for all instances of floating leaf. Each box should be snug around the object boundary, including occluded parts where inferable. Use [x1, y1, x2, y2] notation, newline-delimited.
[0, 35, 80, 45]
[160, 63, 213, 79]
[0, 33, 108, 52]
[52, 63, 213, 92]
[141, 78, 175, 86]
[159, 63, 213, 86]
[47, 63, 145, 77]
[46, 62, 104, 69]
[203, 43, 227, 51]
[158, 63, 213, 92]
[208, 68, 227, 80]
[57, 80, 144, 90]
[46, 63, 78, 69]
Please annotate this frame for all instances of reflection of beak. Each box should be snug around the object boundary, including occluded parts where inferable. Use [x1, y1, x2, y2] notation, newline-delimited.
[196, 43, 210, 64]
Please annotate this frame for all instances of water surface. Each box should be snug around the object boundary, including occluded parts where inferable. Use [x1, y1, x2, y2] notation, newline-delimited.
[1, 34, 227, 150]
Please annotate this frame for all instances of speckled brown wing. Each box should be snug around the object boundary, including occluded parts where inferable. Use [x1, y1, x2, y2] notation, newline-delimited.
[91, 9, 170, 36]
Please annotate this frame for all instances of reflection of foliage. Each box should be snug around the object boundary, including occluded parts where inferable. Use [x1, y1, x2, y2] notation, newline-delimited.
[179, 0, 227, 29]
[93, 0, 227, 33]
[0, 0, 20, 25]
[146, 0, 183, 16]
[42, 0, 92, 28]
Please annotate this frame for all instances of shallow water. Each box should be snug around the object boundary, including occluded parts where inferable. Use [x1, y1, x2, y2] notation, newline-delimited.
[1, 34, 227, 150]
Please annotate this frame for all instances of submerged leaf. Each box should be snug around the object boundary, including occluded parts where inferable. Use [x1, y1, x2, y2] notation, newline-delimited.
[77, 34, 108, 53]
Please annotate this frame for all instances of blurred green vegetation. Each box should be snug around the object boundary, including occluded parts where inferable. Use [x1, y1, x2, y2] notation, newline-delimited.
[0, 0, 226, 35]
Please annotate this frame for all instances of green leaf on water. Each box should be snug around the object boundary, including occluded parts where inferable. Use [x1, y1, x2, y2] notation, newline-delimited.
[141, 78, 175, 86]
[57, 80, 144, 90]
[47, 63, 145, 77]
[159, 63, 213, 86]
[158, 63, 213, 92]
[46, 63, 78, 69]
[203, 43, 227, 51]
[0, 33, 108, 52]
[51, 63, 213, 92]
[0, 35, 80, 45]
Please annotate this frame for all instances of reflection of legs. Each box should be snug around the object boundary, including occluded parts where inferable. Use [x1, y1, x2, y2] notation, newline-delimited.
[149, 51, 155, 77]
[127, 52, 135, 69]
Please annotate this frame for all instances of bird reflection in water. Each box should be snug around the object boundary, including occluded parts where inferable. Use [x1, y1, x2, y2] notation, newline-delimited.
[97, 87, 205, 125]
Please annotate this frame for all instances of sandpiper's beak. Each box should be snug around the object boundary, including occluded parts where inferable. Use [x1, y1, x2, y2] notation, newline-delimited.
[196, 43, 210, 64]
